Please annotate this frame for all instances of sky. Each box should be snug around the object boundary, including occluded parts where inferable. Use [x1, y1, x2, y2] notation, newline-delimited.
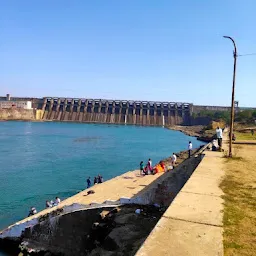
[1, 1, 256, 107]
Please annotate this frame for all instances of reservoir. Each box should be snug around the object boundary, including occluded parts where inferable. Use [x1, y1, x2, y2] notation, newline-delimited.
[0, 121, 203, 233]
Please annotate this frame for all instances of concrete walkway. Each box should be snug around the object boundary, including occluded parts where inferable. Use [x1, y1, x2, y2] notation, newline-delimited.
[136, 150, 224, 256]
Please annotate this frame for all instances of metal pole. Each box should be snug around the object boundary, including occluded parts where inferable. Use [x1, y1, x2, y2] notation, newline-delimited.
[223, 36, 237, 157]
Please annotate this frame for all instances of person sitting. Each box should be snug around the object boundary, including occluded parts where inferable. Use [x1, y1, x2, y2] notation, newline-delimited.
[212, 139, 218, 151]
[166, 164, 173, 172]
[46, 200, 52, 208]
[98, 174, 103, 183]
[143, 165, 150, 175]
[153, 162, 166, 174]
[28, 207, 37, 217]
[232, 133, 236, 141]
[94, 176, 98, 185]
[160, 161, 165, 171]
[55, 197, 61, 206]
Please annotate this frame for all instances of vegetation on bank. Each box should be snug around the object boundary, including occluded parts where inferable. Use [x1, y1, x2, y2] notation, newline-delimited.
[193, 109, 256, 125]
[234, 132, 256, 141]
[220, 145, 256, 256]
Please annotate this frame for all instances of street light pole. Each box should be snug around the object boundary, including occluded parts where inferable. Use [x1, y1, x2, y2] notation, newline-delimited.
[223, 36, 237, 157]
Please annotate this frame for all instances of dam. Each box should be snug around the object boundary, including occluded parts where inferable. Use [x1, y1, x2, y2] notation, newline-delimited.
[1, 94, 241, 125]
[39, 98, 192, 126]
[0, 94, 192, 125]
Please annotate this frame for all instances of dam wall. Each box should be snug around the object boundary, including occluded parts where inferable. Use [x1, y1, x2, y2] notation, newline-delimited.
[192, 105, 233, 113]
[37, 98, 192, 126]
[2, 94, 247, 125]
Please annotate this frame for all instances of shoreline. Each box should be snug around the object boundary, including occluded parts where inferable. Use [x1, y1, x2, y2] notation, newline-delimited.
[167, 125, 203, 137]
[167, 125, 216, 142]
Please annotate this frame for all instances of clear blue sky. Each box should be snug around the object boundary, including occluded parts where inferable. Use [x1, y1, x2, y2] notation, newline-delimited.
[1, 1, 256, 106]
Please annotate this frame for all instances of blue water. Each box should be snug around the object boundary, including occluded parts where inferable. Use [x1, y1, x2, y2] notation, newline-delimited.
[0, 121, 202, 232]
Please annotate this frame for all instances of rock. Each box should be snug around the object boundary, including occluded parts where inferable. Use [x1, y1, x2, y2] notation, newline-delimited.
[100, 210, 110, 219]
[88, 248, 118, 256]
[114, 213, 137, 225]
[103, 225, 140, 250]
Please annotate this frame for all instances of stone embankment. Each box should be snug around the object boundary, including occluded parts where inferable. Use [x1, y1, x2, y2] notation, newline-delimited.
[0, 109, 36, 120]
[0, 147, 206, 256]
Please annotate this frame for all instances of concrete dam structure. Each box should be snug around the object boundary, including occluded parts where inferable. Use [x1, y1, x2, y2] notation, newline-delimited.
[2, 94, 242, 125]
[39, 98, 192, 126]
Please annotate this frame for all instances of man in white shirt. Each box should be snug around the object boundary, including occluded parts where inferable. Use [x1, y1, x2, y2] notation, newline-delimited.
[216, 127, 223, 148]
[171, 153, 177, 166]
[188, 141, 192, 158]
[55, 197, 61, 205]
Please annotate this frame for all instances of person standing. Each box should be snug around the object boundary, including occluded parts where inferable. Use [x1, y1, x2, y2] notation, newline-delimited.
[216, 127, 223, 148]
[171, 153, 177, 166]
[140, 161, 144, 175]
[87, 177, 91, 188]
[188, 141, 192, 158]
[147, 159, 152, 172]
[94, 176, 98, 185]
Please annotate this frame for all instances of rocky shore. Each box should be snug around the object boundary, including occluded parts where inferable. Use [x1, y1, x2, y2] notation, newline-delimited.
[167, 125, 216, 142]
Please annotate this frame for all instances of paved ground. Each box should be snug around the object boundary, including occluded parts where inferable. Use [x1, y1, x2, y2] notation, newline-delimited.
[136, 149, 224, 256]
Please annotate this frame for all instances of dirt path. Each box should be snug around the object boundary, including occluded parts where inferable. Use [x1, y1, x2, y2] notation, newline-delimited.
[220, 144, 256, 256]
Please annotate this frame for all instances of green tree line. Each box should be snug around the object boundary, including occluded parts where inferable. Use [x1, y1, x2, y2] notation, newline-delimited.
[193, 109, 256, 124]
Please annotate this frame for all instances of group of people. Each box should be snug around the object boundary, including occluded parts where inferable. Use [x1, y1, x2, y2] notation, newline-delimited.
[87, 175, 104, 188]
[27, 197, 61, 217]
[140, 154, 177, 175]
[140, 158, 153, 175]
[45, 197, 61, 209]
